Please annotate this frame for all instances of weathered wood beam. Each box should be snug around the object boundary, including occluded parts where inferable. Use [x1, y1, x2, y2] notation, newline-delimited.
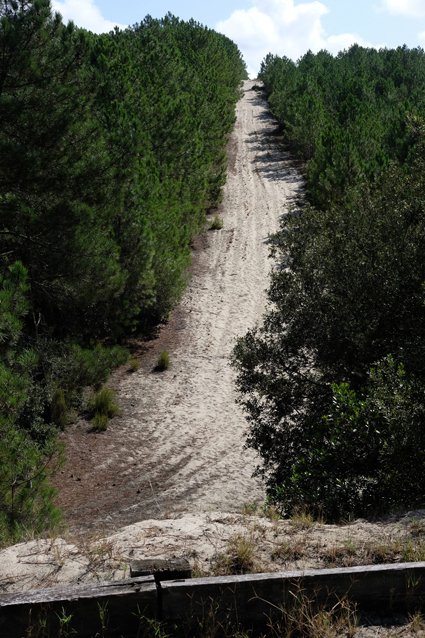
[130, 557, 192, 581]
[0, 576, 157, 638]
[1, 563, 425, 636]
[161, 562, 425, 631]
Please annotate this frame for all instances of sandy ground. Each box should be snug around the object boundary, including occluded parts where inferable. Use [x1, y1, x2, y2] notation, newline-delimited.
[1, 82, 425, 636]
[1, 511, 425, 636]
[2, 509, 424, 593]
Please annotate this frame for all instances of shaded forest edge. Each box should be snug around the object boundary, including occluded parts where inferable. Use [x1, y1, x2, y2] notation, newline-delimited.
[232, 46, 425, 521]
[0, 0, 247, 545]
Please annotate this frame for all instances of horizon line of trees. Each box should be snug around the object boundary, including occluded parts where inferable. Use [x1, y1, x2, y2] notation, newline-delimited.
[0, 0, 247, 543]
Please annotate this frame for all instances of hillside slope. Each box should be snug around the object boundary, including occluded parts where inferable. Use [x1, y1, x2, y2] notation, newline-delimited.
[1, 88, 424, 638]
[54, 80, 302, 533]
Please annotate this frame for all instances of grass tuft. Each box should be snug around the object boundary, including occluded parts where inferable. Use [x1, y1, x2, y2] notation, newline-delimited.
[92, 413, 109, 432]
[407, 611, 425, 633]
[209, 214, 224, 230]
[87, 387, 118, 431]
[212, 533, 256, 575]
[290, 510, 315, 532]
[88, 387, 118, 418]
[128, 357, 140, 372]
[281, 589, 358, 638]
[51, 388, 68, 429]
[271, 540, 304, 563]
[241, 502, 259, 516]
[155, 351, 170, 372]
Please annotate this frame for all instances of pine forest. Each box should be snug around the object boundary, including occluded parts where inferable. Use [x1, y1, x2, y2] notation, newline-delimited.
[0, 0, 246, 543]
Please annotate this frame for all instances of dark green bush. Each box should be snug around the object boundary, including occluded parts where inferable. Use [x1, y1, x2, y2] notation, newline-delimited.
[70, 344, 129, 389]
[51, 388, 67, 429]
[0, 420, 62, 547]
[233, 100, 425, 520]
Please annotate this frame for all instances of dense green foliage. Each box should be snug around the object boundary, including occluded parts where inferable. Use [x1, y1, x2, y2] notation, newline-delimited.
[0, 0, 246, 542]
[0, 261, 61, 539]
[260, 45, 425, 208]
[233, 46, 425, 520]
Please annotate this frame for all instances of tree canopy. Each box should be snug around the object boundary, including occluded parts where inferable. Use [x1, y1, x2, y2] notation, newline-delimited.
[233, 46, 425, 520]
[0, 0, 246, 543]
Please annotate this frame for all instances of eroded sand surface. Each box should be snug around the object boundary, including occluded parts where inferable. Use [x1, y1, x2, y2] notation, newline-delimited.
[52, 80, 302, 533]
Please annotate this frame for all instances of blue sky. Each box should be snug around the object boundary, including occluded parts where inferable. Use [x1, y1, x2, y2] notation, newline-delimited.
[51, 0, 425, 76]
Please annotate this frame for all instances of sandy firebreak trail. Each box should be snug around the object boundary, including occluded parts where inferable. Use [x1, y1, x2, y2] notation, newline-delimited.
[55, 80, 302, 535]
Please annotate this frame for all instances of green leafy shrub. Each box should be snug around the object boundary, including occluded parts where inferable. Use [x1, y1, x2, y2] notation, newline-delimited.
[29, 341, 128, 419]
[233, 127, 425, 521]
[0, 420, 62, 546]
[71, 345, 128, 389]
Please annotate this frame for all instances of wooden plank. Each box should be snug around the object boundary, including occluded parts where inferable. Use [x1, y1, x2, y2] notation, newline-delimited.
[2, 563, 425, 636]
[0, 576, 157, 638]
[130, 557, 192, 581]
[161, 563, 425, 632]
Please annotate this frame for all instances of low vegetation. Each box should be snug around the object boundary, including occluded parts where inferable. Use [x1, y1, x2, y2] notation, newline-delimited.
[155, 350, 171, 372]
[128, 357, 140, 372]
[209, 214, 224, 230]
[87, 387, 119, 420]
[211, 533, 257, 575]
[87, 387, 119, 431]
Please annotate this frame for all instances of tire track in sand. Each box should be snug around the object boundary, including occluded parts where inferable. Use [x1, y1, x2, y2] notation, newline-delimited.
[55, 80, 302, 533]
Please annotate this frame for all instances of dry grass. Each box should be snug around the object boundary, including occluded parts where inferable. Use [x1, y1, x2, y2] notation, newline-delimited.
[209, 214, 224, 230]
[408, 520, 425, 538]
[289, 510, 316, 532]
[278, 590, 358, 638]
[270, 539, 305, 563]
[406, 611, 425, 634]
[211, 533, 257, 575]
[365, 538, 425, 564]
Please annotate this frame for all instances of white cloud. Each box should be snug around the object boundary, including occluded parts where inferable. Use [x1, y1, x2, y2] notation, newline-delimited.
[51, 0, 126, 33]
[216, 0, 374, 77]
[381, 0, 425, 17]
[326, 32, 371, 51]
